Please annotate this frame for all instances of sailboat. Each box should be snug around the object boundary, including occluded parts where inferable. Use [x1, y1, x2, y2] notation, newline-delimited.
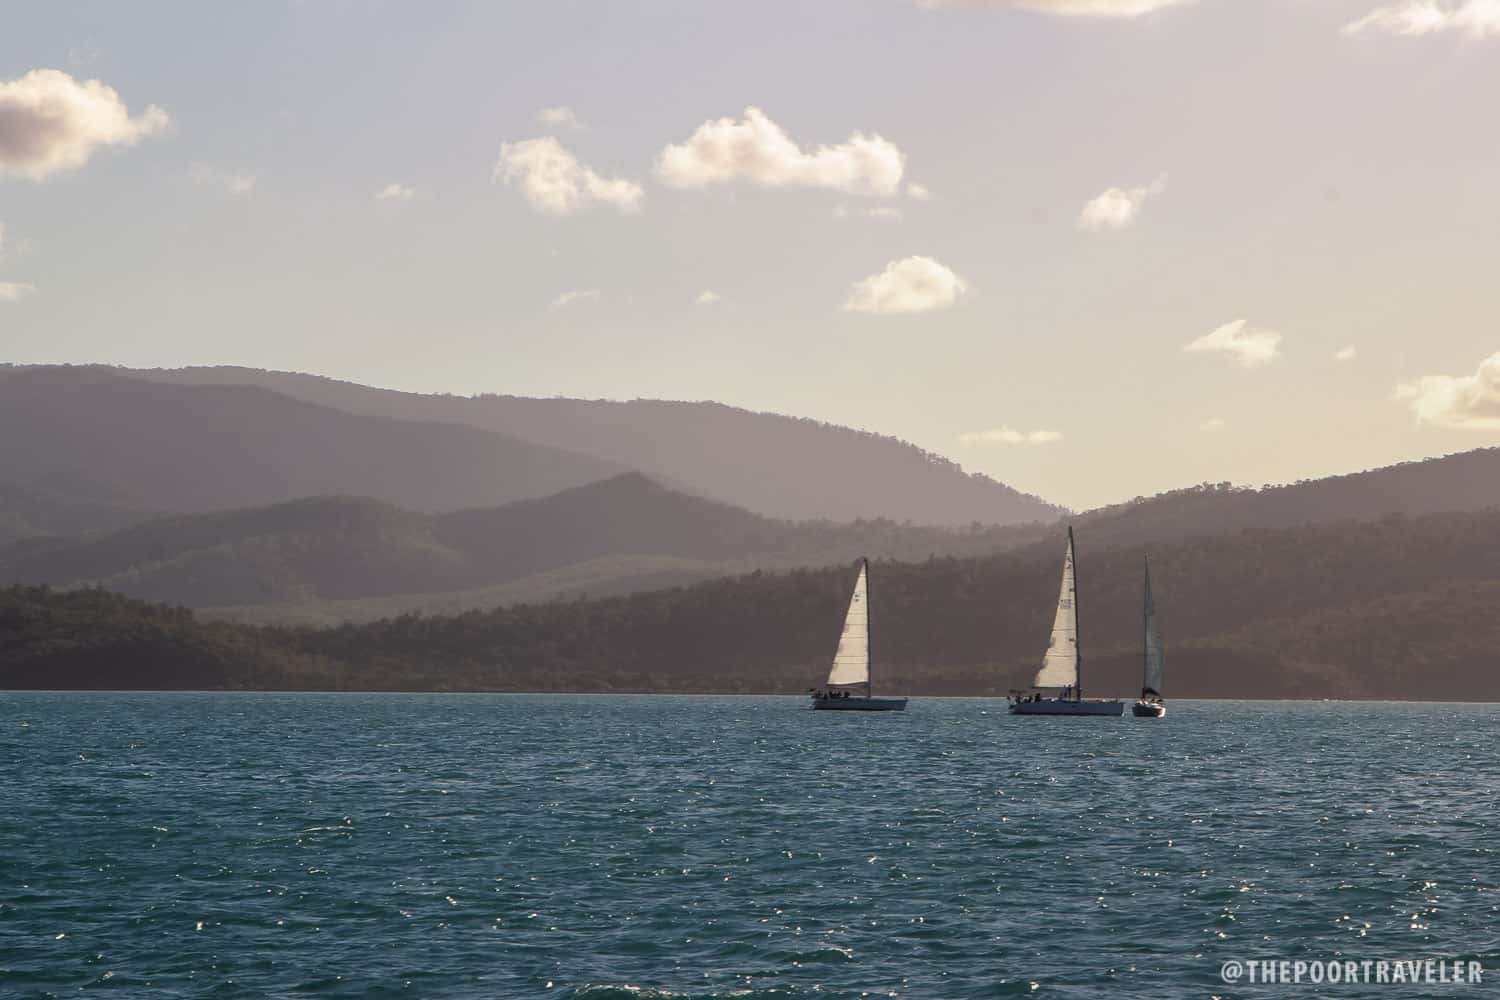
[1133, 557, 1166, 717]
[811, 558, 908, 711]
[1008, 527, 1123, 716]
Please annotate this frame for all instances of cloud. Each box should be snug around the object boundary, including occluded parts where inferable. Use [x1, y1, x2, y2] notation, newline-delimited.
[1199, 417, 1226, 432]
[865, 206, 904, 221]
[496, 137, 643, 215]
[1184, 319, 1282, 367]
[536, 106, 585, 129]
[551, 288, 601, 309]
[916, 0, 1191, 16]
[0, 281, 37, 302]
[695, 290, 721, 305]
[0, 68, 169, 180]
[843, 256, 967, 315]
[1076, 175, 1166, 231]
[958, 427, 1064, 446]
[656, 107, 905, 196]
[1344, 1, 1500, 38]
[906, 182, 932, 200]
[1334, 345, 1357, 362]
[375, 183, 415, 201]
[1395, 351, 1500, 429]
[190, 163, 255, 196]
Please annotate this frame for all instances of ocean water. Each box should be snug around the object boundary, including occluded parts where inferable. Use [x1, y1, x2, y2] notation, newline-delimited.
[2, 694, 1497, 999]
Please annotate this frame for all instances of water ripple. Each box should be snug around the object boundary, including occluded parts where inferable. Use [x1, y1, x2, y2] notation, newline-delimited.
[1, 694, 1497, 998]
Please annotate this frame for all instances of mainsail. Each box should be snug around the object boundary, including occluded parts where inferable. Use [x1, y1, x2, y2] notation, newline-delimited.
[1142, 559, 1164, 697]
[826, 560, 870, 690]
[1034, 530, 1080, 689]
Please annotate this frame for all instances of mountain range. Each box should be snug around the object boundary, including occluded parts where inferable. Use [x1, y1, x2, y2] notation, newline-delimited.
[6, 361, 1500, 699]
[1, 364, 1061, 529]
[8, 505, 1500, 699]
[7, 361, 1500, 625]
[0, 472, 1035, 621]
[0, 366, 622, 533]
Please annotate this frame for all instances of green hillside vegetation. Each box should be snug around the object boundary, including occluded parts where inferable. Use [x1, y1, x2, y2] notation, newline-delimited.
[8, 509, 1500, 699]
[0, 586, 333, 690]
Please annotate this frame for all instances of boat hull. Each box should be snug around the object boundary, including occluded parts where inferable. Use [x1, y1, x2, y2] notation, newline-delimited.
[812, 697, 908, 712]
[1132, 700, 1166, 717]
[1009, 698, 1123, 716]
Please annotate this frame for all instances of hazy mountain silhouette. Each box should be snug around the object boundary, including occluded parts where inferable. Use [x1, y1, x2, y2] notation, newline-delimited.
[0, 472, 1038, 614]
[102, 365, 1064, 526]
[11, 374, 1500, 623]
[0, 367, 624, 517]
[0, 481, 157, 545]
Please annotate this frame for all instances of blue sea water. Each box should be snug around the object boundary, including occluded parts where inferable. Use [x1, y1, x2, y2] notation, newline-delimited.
[1, 694, 1498, 999]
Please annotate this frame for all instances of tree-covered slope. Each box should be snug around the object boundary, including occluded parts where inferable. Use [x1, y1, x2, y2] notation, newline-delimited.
[8, 509, 1500, 699]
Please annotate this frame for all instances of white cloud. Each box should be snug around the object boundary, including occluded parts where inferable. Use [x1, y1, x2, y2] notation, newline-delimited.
[496, 137, 643, 215]
[0, 281, 37, 302]
[0, 69, 168, 180]
[190, 164, 255, 196]
[1395, 351, 1500, 429]
[551, 288, 601, 309]
[536, 106, 585, 129]
[1344, 1, 1500, 38]
[375, 183, 415, 201]
[1199, 417, 1226, 432]
[906, 182, 932, 200]
[1076, 175, 1166, 231]
[1184, 319, 1282, 367]
[917, 0, 1191, 16]
[843, 256, 967, 315]
[958, 427, 1064, 446]
[656, 107, 905, 196]
[1334, 345, 1357, 362]
[695, 290, 721, 305]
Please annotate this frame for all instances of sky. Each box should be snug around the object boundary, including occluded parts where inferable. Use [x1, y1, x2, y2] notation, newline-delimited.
[2, 0, 1499, 511]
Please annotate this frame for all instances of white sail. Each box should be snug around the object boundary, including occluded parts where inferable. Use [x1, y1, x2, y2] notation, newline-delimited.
[1034, 533, 1079, 689]
[826, 561, 870, 688]
[1142, 561, 1164, 696]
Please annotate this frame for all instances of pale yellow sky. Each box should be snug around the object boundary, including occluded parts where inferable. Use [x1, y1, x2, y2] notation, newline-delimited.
[2, 0, 1499, 509]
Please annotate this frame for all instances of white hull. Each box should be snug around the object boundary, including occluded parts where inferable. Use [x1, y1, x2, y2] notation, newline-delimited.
[1009, 698, 1123, 717]
[1132, 700, 1166, 717]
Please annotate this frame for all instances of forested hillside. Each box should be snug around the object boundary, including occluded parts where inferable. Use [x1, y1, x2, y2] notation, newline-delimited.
[1078, 453, 1500, 544]
[8, 509, 1500, 699]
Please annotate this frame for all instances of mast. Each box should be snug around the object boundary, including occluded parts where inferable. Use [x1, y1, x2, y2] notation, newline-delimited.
[863, 557, 872, 697]
[1142, 555, 1150, 696]
[1070, 526, 1082, 700]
